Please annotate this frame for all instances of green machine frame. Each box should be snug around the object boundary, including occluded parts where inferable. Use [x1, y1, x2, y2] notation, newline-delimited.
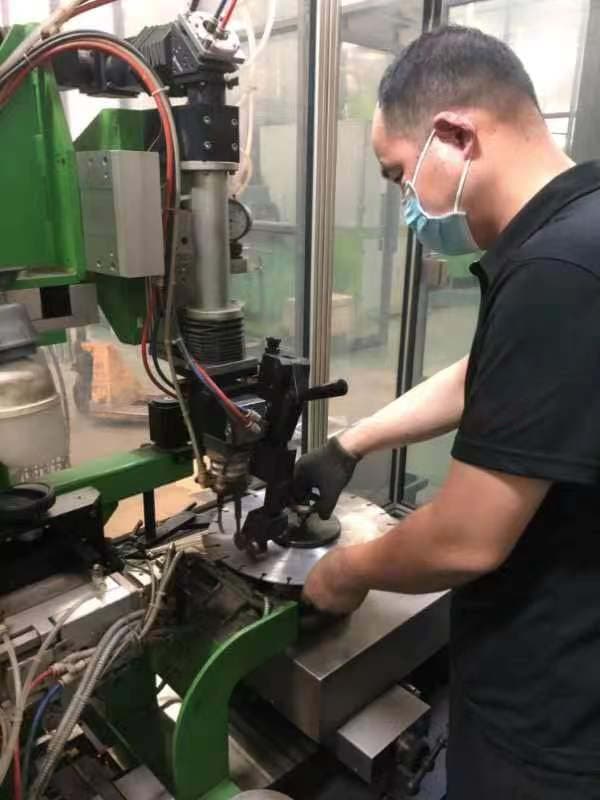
[0, 27, 300, 799]
[95, 603, 298, 800]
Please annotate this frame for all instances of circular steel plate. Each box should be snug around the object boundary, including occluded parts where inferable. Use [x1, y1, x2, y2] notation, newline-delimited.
[205, 491, 398, 588]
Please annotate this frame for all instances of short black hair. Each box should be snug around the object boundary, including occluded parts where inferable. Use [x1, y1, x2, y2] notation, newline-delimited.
[378, 26, 540, 135]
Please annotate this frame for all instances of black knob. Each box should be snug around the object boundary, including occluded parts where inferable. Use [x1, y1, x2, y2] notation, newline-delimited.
[266, 337, 281, 354]
[301, 379, 349, 403]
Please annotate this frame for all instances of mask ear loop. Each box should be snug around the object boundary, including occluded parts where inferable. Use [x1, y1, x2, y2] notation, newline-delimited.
[409, 129, 436, 190]
[454, 158, 473, 212]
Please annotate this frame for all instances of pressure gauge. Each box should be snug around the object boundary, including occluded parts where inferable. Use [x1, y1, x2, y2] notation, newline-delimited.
[228, 199, 253, 242]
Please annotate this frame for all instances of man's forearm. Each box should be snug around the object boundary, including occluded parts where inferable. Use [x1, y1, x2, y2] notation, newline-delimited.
[335, 504, 471, 595]
[325, 461, 548, 596]
[340, 355, 468, 457]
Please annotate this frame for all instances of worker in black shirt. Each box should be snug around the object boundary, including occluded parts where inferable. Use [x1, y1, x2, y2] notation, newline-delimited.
[295, 25, 600, 799]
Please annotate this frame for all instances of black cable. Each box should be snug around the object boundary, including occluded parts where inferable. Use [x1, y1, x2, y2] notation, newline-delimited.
[0, 29, 151, 89]
[150, 308, 176, 390]
[214, 0, 229, 19]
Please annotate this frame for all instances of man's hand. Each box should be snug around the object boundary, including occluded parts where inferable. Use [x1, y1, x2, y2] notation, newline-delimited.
[293, 437, 361, 520]
[302, 548, 368, 616]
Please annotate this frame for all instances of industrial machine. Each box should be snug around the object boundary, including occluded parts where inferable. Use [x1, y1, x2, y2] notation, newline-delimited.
[0, 3, 449, 799]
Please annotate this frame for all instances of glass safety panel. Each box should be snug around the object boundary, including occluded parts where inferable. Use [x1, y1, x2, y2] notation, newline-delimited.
[327, 0, 427, 506]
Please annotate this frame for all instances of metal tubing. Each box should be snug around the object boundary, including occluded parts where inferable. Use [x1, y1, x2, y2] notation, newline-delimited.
[307, 0, 341, 450]
[189, 170, 231, 312]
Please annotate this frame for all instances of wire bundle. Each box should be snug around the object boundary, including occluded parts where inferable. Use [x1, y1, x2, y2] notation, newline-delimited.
[0, 545, 186, 799]
[0, 595, 94, 799]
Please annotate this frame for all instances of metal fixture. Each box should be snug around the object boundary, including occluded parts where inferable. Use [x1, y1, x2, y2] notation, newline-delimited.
[77, 150, 165, 278]
[4, 284, 99, 334]
[308, 0, 342, 449]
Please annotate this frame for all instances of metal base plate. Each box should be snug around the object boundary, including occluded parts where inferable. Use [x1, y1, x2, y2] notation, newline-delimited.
[206, 491, 397, 588]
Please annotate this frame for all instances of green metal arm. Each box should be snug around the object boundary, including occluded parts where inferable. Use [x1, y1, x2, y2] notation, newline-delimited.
[172, 603, 298, 800]
[45, 446, 194, 512]
[100, 603, 298, 800]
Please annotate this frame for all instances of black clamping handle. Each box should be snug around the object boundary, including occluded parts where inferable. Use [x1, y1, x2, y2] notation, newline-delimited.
[301, 379, 348, 404]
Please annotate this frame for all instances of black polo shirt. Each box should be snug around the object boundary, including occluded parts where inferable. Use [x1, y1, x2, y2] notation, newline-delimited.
[451, 161, 600, 774]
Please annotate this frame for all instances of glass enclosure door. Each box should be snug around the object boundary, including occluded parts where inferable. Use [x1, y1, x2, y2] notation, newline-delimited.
[326, 0, 427, 505]
[402, 0, 593, 505]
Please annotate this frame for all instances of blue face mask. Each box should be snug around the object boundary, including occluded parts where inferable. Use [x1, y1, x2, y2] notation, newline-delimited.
[402, 130, 478, 256]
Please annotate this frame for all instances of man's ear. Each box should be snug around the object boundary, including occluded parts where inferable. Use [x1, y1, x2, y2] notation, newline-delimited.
[433, 112, 477, 159]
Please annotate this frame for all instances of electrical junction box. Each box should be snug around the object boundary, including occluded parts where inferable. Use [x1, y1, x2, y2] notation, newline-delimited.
[77, 150, 164, 278]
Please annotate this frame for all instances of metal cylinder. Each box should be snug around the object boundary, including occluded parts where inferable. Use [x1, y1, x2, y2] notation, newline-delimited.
[189, 169, 231, 312]
[0, 353, 68, 482]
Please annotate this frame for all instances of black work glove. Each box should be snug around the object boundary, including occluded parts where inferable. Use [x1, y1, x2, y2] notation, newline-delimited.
[293, 437, 361, 520]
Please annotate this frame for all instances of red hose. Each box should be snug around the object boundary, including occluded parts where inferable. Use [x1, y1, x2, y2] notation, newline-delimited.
[29, 670, 55, 693]
[220, 0, 240, 30]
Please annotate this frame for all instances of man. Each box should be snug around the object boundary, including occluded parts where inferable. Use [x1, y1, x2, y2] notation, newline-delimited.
[294, 25, 600, 799]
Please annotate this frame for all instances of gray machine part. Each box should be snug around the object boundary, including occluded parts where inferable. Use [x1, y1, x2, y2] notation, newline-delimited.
[253, 588, 448, 743]
[77, 150, 165, 278]
[187, 168, 232, 312]
[179, 164, 246, 364]
[114, 765, 174, 800]
[5, 284, 99, 333]
[0, 569, 150, 701]
[179, 10, 246, 65]
[335, 684, 430, 784]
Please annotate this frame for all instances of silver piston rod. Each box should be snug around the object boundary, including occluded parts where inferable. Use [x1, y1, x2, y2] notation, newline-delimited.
[189, 168, 231, 311]
[181, 163, 244, 365]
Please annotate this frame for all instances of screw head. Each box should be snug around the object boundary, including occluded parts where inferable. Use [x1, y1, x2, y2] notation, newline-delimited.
[203, 115, 212, 125]
[203, 141, 213, 151]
